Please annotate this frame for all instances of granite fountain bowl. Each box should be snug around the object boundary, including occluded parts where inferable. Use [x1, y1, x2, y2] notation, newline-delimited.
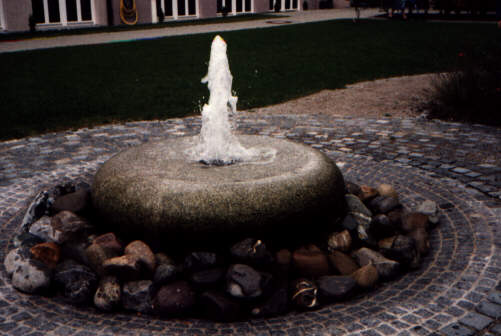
[92, 134, 346, 248]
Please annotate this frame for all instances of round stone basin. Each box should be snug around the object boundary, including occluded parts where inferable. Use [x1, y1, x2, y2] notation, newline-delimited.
[92, 135, 346, 247]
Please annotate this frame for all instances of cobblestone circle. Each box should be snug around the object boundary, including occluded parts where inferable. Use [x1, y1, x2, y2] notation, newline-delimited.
[0, 114, 500, 336]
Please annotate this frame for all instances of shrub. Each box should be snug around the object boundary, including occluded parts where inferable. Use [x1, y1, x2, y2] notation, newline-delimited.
[425, 44, 501, 126]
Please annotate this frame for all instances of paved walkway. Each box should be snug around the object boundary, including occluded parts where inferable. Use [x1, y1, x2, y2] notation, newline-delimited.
[0, 114, 500, 336]
[0, 8, 380, 53]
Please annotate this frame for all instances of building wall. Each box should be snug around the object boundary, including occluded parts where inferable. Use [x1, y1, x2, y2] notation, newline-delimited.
[3, 0, 31, 31]
[254, 0, 270, 13]
[94, 0, 109, 25]
[333, 0, 349, 8]
[111, 0, 152, 25]
[199, 0, 216, 18]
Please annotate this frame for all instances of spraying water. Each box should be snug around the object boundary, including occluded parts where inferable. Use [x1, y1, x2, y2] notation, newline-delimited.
[189, 35, 274, 166]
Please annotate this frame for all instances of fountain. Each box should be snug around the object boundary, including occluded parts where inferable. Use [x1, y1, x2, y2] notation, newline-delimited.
[91, 35, 347, 248]
[3, 35, 441, 323]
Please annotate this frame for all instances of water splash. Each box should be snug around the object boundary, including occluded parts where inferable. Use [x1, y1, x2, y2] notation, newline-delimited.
[188, 35, 275, 165]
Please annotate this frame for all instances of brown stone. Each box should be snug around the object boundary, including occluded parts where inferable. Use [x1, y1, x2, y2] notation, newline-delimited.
[352, 247, 400, 280]
[30, 242, 60, 268]
[387, 208, 405, 228]
[359, 185, 379, 202]
[276, 249, 292, 272]
[327, 230, 352, 252]
[153, 281, 196, 316]
[125, 240, 156, 273]
[402, 212, 429, 233]
[48, 210, 91, 244]
[292, 245, 330, 278]
[376, 184, 399, 200]
[328, 251, 359, 275]
[92, 233, 123, 255]
[408, 228, 430, 256]
[351, 264, 379, 288]
[378, 236, 396, 250]
[102, 254, 141, 280]
[85, 242, 120, 274]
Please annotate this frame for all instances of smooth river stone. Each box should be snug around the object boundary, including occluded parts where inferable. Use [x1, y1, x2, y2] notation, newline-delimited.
[92, 135, 346, 247]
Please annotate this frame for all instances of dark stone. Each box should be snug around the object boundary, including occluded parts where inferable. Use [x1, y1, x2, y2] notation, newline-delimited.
[20, 190, 50, 233]
[345, 181, 362, 198]
[153, 281, 196, 316]
[387, 208, 405, 230]
[190, 268, 225, 289]
[122, 280, 153, 314]
[153, 263, 178, 286]
[52, 188, 91, 215]
[352, 248, 400, 280]
[327, 230, 352, 252]
[12, 232, 44, 249]
[50, 211, 92, 243]
[291, 278, 318, 309]
[341, 213, 358, 231]
[184, 252, 220, 273]
[379, 235, 418, 267]
[94, 275, 121, 311]
[54, 260, 97, 304]
[102, 255, 141, 280]
[368, 196, 401, 214]
[252, 288, 289, 317]
[317, 275, 357, 302]
[61, 237, 91, 267]
[200, 291, 241, 321]
[226, 264, 263, 298]
[292, 245, 330, 278]
[230, 238, 273, 267]
[370, 214, 397, 239]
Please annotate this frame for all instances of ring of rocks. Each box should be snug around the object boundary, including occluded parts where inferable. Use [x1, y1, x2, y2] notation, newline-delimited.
[0, 114, 499, 336]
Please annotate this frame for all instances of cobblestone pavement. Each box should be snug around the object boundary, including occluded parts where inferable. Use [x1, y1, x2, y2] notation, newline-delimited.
[0, 113, 500, 335]
[0, 8, 380, 54]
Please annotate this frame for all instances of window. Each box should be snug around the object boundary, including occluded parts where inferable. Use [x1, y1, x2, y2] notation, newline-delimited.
[32, 0, 93, 24]
[32, 0, 45, 23]
[164, 0, 173, 16]
[48, 0, 60, 22]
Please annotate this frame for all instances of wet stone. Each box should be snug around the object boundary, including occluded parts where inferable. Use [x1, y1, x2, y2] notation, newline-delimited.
[328, 250, 359, 275]
[230, 238, 273, 267]
[12, 257, 52, 294]
[54, 260, 97, 304]
[122, 280, 153, 314]
[369, 196, 401, 214]
[124, 240, 156, 274]
[153, 281, 195, 316]
[252, 288, 289, 318]
[352, 247, 400, 280]
[292, 245, 330, 278]
[351, 264, 379, 288]
[200, 291, 241, 321]
[226, 264, 263, 299]
[94, 275, 121, 312]
[317, 275, 357, 302]
[327, 230, 352, 252]
[184, 252, 220, 273]
[153, 263, 178, 286]
[189, 267, 225, 289]
[52, 188, 91, 215]
[102, 255, 141, 280]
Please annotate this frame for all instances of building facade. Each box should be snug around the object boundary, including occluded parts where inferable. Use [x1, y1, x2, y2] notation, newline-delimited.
[0, 0, 348, 32]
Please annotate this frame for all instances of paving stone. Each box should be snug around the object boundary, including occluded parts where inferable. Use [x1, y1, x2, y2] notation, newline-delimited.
[476, 301, 501, 319]
[0, 114, 499, 335]
[441, 323, 475, 336]
[459, 312, 494, 330]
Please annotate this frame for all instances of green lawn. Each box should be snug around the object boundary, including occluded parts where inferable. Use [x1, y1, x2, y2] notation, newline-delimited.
[1, 19, 499, 140]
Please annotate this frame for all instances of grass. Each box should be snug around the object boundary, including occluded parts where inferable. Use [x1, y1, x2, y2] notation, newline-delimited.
[1, 19, 499, 140]
[0, 13, 283, 41]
